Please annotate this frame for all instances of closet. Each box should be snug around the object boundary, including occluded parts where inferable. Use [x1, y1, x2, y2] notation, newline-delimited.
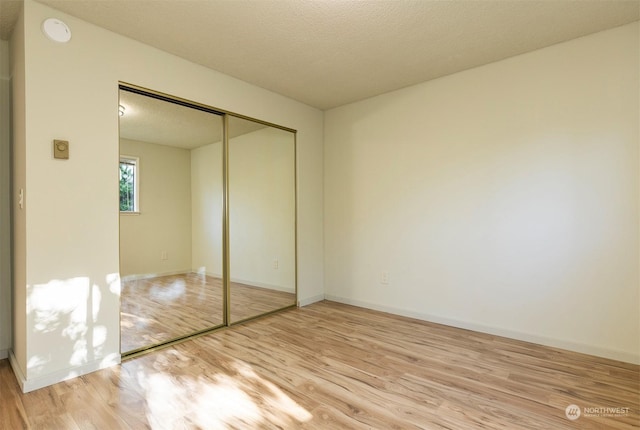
[118, 85, 296, 355]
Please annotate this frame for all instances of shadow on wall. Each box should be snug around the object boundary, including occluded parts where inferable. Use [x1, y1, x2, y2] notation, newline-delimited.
[26, 274, 120, 380]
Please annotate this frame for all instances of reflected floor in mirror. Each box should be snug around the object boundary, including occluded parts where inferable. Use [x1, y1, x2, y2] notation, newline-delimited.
[121, 273, 295, 353]
[2, 301, 638, 429]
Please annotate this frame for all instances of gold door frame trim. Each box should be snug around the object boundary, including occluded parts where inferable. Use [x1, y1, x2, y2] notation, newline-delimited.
[118, 82, 299, 359]
[222, 113, 231, 326]
[294, 131, 299, 304]
[226, 113, 298, 326]
[119, 82, 297, 133]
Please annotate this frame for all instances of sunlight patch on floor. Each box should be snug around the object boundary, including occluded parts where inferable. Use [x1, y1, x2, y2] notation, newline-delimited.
[150, 279, 186, 302]
[138, 353, 312, 428]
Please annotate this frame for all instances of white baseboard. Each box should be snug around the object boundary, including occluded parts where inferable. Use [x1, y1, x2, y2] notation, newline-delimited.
[197, 270, 222, 279]
[125, 270, 296, 294]
[298, 294, 325, 307]
[198, 270, 296, 295]
[231, 277, 296, 294]
[10, 350, 121, 393]
[325, 295, 640, 365]
[0, 349, 7, 360]
[122, 270, 191, 282]
[9, 351, 26, 390]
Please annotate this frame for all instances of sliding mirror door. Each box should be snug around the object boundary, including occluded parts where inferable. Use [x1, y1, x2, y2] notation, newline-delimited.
[119, 88, 225, 354]
[227, 115, 297, 323]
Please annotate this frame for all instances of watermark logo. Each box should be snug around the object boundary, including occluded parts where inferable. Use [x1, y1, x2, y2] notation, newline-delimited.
[565, 404, 581, 421]
[565, 404, 631, 420]
[583, 407, 631, 418]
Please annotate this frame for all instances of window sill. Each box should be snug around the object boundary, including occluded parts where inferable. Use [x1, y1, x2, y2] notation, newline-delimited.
[120, 211, 141, 216]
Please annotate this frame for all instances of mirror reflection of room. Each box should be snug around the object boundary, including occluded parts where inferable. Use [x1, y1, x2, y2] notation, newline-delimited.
[119, 89, 224, 353]
[118, 88, 297, 354]
[228, 115, 297, 324]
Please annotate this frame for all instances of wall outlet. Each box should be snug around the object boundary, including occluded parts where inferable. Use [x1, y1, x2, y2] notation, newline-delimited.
[381, 271, 389, 285]
[273, 259, 279, 269]
[161, 251, 168, 260]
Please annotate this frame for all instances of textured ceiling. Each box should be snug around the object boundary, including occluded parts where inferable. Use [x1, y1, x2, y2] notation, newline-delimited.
[4, 1, 640, 109]
[119, 89, 223, 149]
[0, 0, 21, 40]
[119, 89, 267, 148]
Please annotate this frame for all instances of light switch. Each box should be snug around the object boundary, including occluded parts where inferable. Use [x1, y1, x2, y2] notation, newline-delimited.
[53, 140, 69, 159]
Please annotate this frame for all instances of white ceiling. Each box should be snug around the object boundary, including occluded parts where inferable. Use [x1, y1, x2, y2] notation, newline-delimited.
[0, 0, 22, 40]
[119, 89, 268, 148]
[3, 1, 640, 110]
[119, 89, 223, 149]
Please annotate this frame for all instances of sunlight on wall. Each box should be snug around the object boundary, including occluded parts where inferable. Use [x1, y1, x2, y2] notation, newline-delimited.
[27, 277, 107, 376]
[107, 272, 121, 296]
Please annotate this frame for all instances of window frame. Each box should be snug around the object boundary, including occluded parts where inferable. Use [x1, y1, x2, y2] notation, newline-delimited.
[119, 155, 140, 214]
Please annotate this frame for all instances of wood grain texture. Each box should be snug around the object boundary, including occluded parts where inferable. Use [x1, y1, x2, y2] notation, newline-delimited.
[121, 273, 295, 352]
[3, 301, 638, 429]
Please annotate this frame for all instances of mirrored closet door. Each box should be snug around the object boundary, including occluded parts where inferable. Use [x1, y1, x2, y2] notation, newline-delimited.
[118, 86, 297, 355]
[119, 87, 225, 354]
[227, 115, 297, 323]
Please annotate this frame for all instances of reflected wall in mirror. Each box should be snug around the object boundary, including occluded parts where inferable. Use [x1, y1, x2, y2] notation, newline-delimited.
[119, 88, 224, 353]
[228, 115, 297, 323]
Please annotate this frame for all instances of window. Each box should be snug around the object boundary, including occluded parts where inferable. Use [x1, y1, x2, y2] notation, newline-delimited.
[119, 156, 139, 212]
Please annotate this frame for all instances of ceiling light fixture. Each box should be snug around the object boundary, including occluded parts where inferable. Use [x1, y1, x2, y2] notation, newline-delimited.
[42, 18, 72, 43]
[119, 105, 126, 116]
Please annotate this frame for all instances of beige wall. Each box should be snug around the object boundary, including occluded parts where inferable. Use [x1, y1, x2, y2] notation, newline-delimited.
[190, 142, 223, 277]
[0, 40, 11, 359]
[119, 139, 192, 278]
[324, 23, 639, 364]
[9, 7, 26, 377]
[12, 0, 324, 392]
[229, 127, 296, 292]
[191, 127, 296, 293]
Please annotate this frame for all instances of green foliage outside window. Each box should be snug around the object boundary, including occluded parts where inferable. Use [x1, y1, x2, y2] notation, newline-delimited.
[119, 161, 136, 211]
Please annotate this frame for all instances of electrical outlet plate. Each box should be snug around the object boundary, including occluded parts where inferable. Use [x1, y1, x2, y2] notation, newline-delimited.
[381, 271, 389, 285]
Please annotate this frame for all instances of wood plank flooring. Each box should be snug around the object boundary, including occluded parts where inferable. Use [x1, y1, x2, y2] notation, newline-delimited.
[2, 300, 638, 429]
[121, 273, 295, 352]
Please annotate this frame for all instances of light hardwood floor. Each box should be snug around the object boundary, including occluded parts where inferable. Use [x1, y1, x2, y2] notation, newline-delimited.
[2, 301, 638, 429]
[121, 273, 295, 352]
